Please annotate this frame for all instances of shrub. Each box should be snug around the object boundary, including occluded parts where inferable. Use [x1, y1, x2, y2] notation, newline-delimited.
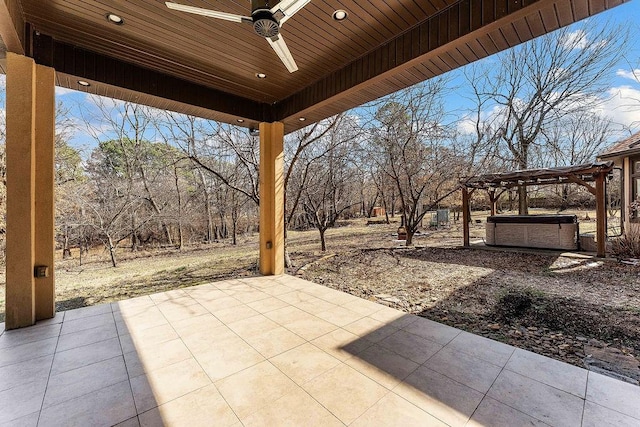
[610, 224, 640, 259]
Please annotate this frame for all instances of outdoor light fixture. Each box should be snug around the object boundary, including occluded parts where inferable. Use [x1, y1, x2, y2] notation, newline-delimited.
[256, 73, 267, 79]
[249, 128, 260, 136]
[332, 10, 348, 21]
[236, 119, 245, 123]
[298, 117, 306, 121]
[106, 13, 124, 25]
[77, 80, 91, 87]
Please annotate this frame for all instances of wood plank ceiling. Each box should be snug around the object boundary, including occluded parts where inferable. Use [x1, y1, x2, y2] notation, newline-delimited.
[0, 0, 627, 133]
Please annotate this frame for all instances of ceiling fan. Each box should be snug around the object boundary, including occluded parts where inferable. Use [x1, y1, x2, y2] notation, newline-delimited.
[165, 0, 311, 73]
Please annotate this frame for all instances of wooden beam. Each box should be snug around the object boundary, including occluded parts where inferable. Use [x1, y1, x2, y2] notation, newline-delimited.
[0, 0, 25, 54]
[259, 122, 285, 275]
[462, 187, 471, 247]
[30, 33, 269, 123]
[566, 175, 596, 195]
[595, 173, 607, 258]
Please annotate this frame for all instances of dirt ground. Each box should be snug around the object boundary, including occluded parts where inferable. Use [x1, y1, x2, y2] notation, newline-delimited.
[1, 210, 638, 381]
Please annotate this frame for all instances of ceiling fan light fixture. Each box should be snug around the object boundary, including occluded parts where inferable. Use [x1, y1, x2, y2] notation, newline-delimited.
[77, 80, 91, 87]
[256, 73, 267, 79]
[106, 13, 124, 25]
[332, 10, 348, 21]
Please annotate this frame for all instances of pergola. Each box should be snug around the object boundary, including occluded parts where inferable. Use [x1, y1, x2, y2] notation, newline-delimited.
[0, 0, 625, 329]
[460, 161, 615, 257]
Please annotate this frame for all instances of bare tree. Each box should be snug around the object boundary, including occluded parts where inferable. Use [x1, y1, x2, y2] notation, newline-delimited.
[465, 22, 628, 213]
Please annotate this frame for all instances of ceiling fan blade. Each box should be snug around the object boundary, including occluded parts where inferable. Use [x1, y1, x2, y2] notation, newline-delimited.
[271, 0, 311, 25]
[267, 34, 298, 73]
[165, 2, 251, 23]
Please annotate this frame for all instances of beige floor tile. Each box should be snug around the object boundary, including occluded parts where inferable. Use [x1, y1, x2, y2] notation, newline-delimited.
[395, 365, 484, 427]
[467, 397, 549, 427]
[304, 363, 389, 425]
[345, 344, 419, 389]
[63, 303, 113, 322]
[56, 322, 118, 352]
[227, 314, 280, 339]
[130, 358, 211, 413]
[180, 325, 238, 355]
[0, 378, 47, 424]
[149, 289, 188, 303]
[242, 386, 343, 427]
[277, 291, 319, 305]
[264, 306, 307, 325]
[505, 348, 587, 397]
[424, 346, 502, 393]
[113, 297, 156, 317]
[343, 317, 398, 343]
[138, 384, 239, 427]
[43, 356, 128, 408]
[124, 338, 193, 378]
[344, 299, 385, 316]
[170, 313, 222, 338]
[60, 312, 115, 335]
[183, 287, 228, 302]
[0, 354, 53, 392]
[0, 323, 61, 350]
[50, 337, 123, 376]
[157, 300, 209, 323]
[255, 283, 294, 297]
[369, 309, 419, 329]
[582, 400, 640, 427]
[225, 289, 271, 304]
[487, 370, 584, 427]
[445, 331, 514, 367]
[270, 343, 341, 385]
[35, 312, 65, 326]
[243, 326, 306, 358]
[586, 371, 640, 419]
[311, 328, 372, 361]
[246, 296, 290, 313]
[211, 304, 260, 324]
[187, 332, 265, 381]
[378, 329, 442, 364]
[119, 323, 179, 353]
[351, 392, 447, 427]
[39, 380, 136, 427]
[281, 312, 339, 341]
[216, 360, 298, 419]
[401, 317, 460, 345]
[116, 309, 168, 334]
[199, 295, 245, 313]
[0, 337, 58, 368]
[295, 298, 338, 315]
[315, 305, 365, 327]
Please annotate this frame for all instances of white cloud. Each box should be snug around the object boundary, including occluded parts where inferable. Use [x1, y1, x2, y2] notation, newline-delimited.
[0, 74, 5, 90]
[596, 85, 640, 132]
[615, 69, 640, 82]
[559, 30, 589, 50]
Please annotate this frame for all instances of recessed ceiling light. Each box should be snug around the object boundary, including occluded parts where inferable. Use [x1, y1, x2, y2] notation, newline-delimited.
[332, 10, 348, 21]
[106, 13, 124, 25]
[298, 117, 306, 121]
[236, 119, 245, 123]
[77, 80, 91, 87]
[256, 73, 267, 79]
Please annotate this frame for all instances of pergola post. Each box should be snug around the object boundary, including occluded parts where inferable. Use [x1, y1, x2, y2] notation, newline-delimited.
[489, 190, 497, 216]
[595, 173, 607, 258]
[462, 187, 470, 247]
[5, 53, 56, 329]
[259, 122, 285, 275]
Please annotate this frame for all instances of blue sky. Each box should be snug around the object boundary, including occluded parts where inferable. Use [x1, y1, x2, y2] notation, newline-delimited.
[5, 1, 640, 153]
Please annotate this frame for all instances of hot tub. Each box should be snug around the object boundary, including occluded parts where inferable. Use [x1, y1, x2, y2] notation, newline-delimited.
[485, 215, 578, 250]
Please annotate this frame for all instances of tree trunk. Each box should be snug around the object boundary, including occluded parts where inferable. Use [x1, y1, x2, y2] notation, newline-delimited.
[107, 235, 117, 267]
[405, 229, 414, 246]
[319, 228, 327, 251]
[62, 225, 71, 259]
[518, 185, 528, 215]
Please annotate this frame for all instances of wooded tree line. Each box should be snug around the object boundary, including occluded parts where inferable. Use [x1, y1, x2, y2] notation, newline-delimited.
[0, 22, 634, 263]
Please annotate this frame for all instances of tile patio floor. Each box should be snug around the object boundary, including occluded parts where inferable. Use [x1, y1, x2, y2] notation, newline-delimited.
[1, 275, 639, 426]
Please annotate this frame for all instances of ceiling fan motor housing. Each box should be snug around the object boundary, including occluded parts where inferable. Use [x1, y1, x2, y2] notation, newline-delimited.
[252, 10, 280, 37]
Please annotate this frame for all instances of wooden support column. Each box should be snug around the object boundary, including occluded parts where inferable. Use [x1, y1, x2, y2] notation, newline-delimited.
[595, 173, 607, 258]
[462, 187, 470, 247]
[489, 190, 497, 216]
[5, 53, 56, 329]
[259, 122, 285, 275]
